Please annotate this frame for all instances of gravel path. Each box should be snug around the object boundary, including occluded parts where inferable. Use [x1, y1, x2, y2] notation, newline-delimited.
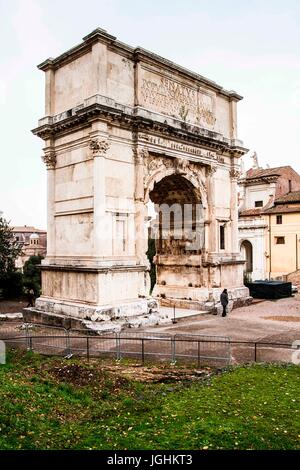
[141, 294, 300, 344]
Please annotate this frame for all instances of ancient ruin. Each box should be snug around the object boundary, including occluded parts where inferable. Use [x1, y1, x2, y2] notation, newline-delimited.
[30, 28, 250, 329]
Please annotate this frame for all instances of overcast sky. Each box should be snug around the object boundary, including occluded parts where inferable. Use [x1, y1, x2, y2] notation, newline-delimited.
[1, 0, 300, 228]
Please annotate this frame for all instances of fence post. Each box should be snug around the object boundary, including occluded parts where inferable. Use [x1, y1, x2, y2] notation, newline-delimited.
[172, 305, 177, 324]
[171, 336, 176, 363]
[228, 340, 232, 366]
[25, 323, 28, 349]
[197, 341, 200, 367]
[116, 334, 121, 360]
[66, 330, 71, 356]
[254, 342, 257, 362]
[25, 323, 31, 350]
[87, 337, 90, 361]
[141, 338, 145, 365]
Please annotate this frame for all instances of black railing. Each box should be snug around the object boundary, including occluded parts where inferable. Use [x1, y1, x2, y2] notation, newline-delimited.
[0, 322, 297, 366]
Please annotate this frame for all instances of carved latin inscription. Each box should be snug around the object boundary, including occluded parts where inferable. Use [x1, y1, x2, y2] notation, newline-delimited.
[138, 134, 225, 163]
[140, 75, 215, 127]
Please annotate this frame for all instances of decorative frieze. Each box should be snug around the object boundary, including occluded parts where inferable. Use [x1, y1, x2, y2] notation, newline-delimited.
[138, 133, 224, 162]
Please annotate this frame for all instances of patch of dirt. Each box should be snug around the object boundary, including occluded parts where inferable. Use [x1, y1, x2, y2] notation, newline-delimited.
[265, 316, 300, 322]
[47, 363, 128, 390]
[49, 363, 103, 386]
[102, 363, 213, 383]
[46, 361, 213, 387]
[0, 299, 26, 314]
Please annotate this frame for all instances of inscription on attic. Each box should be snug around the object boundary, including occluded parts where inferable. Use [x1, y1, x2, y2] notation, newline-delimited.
[140, 70, 215, 127]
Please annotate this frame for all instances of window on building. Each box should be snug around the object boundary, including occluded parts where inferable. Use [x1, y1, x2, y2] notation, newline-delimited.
[288, 179, 292, 192]
[220, 225, 225, 250]
[276, 215, 282, 224]
[275, 236, 285, 245]
[255, 200, 263, 207]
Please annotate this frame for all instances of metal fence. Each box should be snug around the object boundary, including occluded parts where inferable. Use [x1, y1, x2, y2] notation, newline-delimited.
[0, 322, 70, 355]
[0, 321, 297, 366]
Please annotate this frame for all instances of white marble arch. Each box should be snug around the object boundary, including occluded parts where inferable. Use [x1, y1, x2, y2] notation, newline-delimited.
[30, 28, 250, 323]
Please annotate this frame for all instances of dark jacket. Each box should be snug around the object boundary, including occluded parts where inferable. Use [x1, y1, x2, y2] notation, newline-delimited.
[220, 291, 229, 306]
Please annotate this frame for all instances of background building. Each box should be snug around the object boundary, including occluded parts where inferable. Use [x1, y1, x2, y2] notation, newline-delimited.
[264, 191, 300, 279]
[238, 166, 300, 281]
[12, 226, 47, 269]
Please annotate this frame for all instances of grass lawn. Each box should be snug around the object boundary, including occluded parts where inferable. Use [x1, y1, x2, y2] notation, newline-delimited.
[0, 349, 299, 450]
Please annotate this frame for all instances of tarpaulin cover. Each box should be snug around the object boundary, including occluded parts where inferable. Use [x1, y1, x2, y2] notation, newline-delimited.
[245, 281, 292, 299]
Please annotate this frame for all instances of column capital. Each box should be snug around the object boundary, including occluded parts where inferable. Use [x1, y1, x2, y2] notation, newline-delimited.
[42, 150, 56, 169]
[230, 168, 241, 179]
[89, 138, 110, 157]
[135, 146, 149, 163]
[206, 164, 217, 176]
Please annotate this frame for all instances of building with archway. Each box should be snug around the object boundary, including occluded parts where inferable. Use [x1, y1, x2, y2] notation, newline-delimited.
[240, 239, 254, 281]
[32, 28, 250, 324]
[238, 165, 300, 281]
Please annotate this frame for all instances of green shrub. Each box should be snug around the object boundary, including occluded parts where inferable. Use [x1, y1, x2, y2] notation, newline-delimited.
[23, 255, 43, 297]
[1, 271, 23, 298]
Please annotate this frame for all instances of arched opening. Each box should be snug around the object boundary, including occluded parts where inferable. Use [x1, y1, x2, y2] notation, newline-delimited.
[146, 173, 204, 296]
[241, 240, 253, 273]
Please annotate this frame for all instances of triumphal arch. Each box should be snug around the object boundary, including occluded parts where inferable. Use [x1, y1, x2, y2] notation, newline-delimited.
[32, 28, 249, 325]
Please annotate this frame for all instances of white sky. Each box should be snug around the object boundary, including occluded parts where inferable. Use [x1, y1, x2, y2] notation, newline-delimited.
[1, 0, 300, 228]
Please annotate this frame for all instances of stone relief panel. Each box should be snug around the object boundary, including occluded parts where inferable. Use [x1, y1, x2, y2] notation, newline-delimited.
[188, 162, 208, 209]
[144, 155, 173, 185]
[139, 68, 216, 128]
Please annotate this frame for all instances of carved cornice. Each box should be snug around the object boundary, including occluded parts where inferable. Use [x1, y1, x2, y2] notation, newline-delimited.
[239, 175, 278, 186]
[32, 102, 248, 157]
[41, 151, 56, 169]
[89, 138, 110, 157]
[38, 28, 243, 102]
[40, 264, 147, 273]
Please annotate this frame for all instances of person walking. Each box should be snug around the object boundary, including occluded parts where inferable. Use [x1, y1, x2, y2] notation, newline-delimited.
[220, 289, 229, 317]
[26, 288, 35, 308]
